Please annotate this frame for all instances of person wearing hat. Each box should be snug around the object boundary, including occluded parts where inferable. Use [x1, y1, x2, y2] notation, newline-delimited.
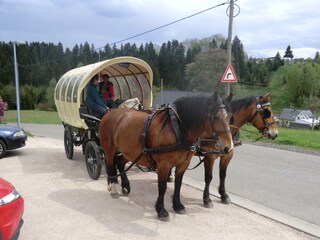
[86, 74, 108, 118]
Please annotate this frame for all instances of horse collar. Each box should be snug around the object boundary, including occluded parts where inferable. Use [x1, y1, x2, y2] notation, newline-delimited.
[142, 107, 199, 158]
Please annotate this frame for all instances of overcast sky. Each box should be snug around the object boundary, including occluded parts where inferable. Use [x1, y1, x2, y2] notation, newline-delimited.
[1, 0, 319, 59]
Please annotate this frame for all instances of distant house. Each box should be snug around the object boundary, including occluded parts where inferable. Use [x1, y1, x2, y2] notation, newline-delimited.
[279, 108, 319, 129]
[152, 90, 212, 108]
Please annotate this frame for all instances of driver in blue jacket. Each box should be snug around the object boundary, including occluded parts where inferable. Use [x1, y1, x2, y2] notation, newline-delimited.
[86, 74, 108, 118]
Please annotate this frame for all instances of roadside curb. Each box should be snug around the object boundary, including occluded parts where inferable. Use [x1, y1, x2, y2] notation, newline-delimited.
[183, 176, 320, 239]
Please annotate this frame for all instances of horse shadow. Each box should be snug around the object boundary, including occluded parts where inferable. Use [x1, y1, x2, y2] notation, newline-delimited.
[48, 169, 217, 236]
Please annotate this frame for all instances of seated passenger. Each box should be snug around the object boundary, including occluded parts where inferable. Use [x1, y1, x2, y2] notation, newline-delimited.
[86, 74, 108, 118]
[101, 74, 116, 109]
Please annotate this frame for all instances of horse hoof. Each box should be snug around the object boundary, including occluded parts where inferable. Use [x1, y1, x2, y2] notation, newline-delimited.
[157, 209, 170, 221]
[173, 204, 186, 214]
[111, 192, 119, 198]
[107, 184, 115, 192]
[122, 187, 129, 196]
[175, 208, 187, 214]
[203, 200, 213, 208]
[108, 183, 119, 198]
[159, 215, 170, 222]
[221, 196, 231, 204]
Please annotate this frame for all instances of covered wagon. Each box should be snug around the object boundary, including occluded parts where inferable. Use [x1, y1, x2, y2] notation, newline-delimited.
[54, 56, 154, 179]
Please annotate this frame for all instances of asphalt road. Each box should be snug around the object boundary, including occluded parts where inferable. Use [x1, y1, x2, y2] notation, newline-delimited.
[2, 136, 318, 240]
[184, 145, 320, 234]
[11, 123, 320, 237]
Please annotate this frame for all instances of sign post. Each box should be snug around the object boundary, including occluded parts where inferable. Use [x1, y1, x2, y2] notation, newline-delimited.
[226, 0, 234, 96]
[12, 41, 26, 128]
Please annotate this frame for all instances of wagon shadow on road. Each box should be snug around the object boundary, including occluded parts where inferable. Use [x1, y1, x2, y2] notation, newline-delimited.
[20, 140, 93, 180]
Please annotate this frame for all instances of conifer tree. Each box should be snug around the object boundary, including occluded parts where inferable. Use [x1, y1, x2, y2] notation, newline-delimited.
[314, 51, 320, 64]
[283, 45, 294, 60]
[231, 36, 248, 81]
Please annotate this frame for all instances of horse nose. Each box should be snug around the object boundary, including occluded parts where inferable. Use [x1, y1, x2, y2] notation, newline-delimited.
[268, 132, 278, 140]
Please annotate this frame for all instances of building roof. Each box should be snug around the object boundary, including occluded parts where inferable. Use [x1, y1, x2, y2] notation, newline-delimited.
[279, 108, 313, 121]
[152, 90, 212, 108]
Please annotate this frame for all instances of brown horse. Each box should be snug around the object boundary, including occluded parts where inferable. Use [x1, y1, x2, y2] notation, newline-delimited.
[201, 92, 278, 208]
[99, 93, 233, 221]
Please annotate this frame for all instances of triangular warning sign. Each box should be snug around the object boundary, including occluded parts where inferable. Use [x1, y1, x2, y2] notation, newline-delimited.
[221, 64, 237, 83]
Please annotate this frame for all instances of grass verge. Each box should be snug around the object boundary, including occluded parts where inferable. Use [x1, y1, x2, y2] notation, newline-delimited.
[2, 110, 319, 152]
[3, 110, 61, 124]
[240, 125, 320, 151]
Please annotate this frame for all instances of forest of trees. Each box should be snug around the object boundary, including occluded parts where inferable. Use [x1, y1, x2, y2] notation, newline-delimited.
[1, 35, 320, 111]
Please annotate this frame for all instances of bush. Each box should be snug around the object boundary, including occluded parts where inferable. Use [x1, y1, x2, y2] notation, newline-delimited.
[37, 102, 50, 111]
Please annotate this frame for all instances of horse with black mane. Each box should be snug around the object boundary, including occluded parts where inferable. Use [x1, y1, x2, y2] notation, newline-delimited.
[200, 92, 279, 207]
[99, 92, 233, 221]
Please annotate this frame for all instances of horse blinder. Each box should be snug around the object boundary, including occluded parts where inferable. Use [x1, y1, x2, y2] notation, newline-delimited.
[256, 103, 274, 135]
[256, 103, 271, 117]
[229, 115, 235, 125]
[261, 108, 271, 119]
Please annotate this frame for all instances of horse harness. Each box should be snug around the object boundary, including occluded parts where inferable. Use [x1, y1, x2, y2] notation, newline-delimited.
[143, 103, 232, 169]
[141, 107, 200, 170]
[112, 105, 228, 177]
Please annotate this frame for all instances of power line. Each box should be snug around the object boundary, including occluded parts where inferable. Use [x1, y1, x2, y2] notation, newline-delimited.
[96, 1, 229, 50]
[15, 1, 229, 69]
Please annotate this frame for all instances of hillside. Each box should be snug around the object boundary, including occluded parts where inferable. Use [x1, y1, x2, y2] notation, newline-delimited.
[154, 65, 298, 115]
[232, 65, 304, 115]
[267, 66, 292, 113]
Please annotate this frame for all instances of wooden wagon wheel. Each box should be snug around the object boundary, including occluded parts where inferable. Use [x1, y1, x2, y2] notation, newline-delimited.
[85, 141, 102, 180]
[64, 125, 74, 159]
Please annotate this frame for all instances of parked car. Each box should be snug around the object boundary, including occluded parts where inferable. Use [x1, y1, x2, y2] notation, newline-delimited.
[0, 125, 27, 159]
[0, 177, 24, 240]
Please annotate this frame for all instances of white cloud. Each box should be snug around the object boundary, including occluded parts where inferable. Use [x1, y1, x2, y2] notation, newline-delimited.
[0, 0, 319, 58]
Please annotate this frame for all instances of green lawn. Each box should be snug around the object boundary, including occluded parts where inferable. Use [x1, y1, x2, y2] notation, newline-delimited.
[2, 110, 319, 151]
[240, 125, 320, 151]
[4, 110, 62, 124]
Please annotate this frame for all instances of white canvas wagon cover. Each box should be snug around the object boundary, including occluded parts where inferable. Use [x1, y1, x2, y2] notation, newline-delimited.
[54, 56, 153, 129]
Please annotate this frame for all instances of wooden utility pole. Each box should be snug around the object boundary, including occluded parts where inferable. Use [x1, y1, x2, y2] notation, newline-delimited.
[226, 0, 234, 97]
[160, 78, 163, 106]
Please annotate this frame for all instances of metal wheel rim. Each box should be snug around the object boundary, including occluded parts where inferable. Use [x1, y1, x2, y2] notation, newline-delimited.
[87, 146, 98, 174]
[64, 127, 73, 158]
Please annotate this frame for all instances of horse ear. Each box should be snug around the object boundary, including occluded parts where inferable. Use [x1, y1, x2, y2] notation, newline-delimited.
[210, 92, 220, 109]
[226, 93, 233, 103]
[262, 92, 271, 101]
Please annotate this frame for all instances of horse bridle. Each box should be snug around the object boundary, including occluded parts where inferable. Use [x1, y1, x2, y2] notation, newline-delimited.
[249, 102, 277, 135]
[198, 104, 231, 155]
